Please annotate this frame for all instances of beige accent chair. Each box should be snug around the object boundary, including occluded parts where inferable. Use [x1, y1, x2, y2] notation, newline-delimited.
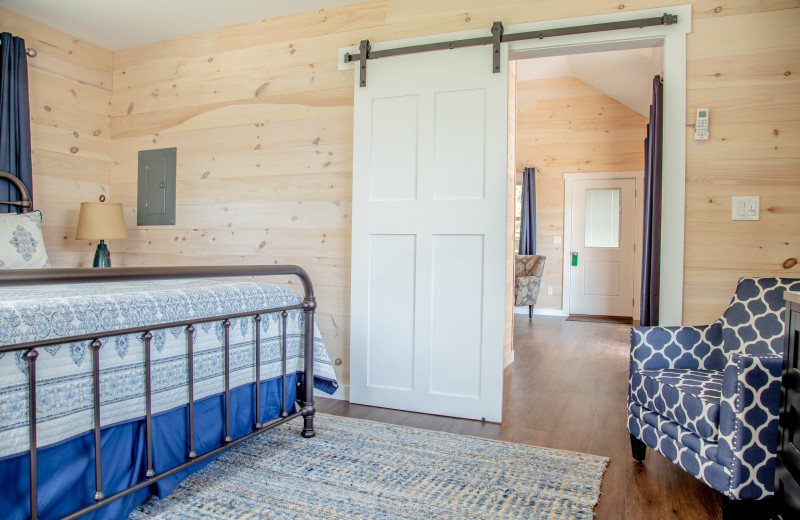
[514, 255, 546, 320]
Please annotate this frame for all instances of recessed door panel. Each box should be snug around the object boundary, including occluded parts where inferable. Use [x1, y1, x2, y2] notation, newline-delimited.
[584, 261, 621, 296]
[430, 234, 483, 398]
[434, 89, 486, 201]
[370, 96, 418, 201]
[367, 234, 416, 391]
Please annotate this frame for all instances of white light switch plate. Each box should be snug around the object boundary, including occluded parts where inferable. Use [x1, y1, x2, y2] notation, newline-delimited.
[732, 196, 759, 221]
[553, 236, 561, 245]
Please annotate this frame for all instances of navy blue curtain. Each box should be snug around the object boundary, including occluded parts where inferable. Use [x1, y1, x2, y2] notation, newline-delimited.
[640, 75, 663, 326]
[518, 167, 537, 255]
[0, 32, 33, 213]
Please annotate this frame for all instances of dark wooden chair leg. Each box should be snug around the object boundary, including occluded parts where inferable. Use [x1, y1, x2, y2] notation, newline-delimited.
[630, 433, 646, 462]
[721, 496, 776, 520]
[528, 305, 533, 320]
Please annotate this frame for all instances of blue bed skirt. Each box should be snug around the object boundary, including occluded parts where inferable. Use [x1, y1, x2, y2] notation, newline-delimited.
[2, 374, 300, 520]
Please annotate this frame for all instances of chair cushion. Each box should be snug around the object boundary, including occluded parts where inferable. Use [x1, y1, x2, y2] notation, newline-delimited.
[514, 276, 541, 306]
[628, 401, 721, 464]
[630, 368, 723, 442]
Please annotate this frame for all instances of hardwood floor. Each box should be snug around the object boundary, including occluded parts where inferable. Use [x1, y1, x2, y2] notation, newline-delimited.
[316, 315, 722, 519]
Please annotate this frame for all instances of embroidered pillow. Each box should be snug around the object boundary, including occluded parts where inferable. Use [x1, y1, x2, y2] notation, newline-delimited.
[0, 211, 51, 269]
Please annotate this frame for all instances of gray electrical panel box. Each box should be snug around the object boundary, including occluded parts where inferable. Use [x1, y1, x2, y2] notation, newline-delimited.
[137, 147, 176, 226]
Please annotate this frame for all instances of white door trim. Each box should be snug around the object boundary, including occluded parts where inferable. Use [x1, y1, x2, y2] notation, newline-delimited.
[341, 5, 689, 326]
[563, 172, 643, 318]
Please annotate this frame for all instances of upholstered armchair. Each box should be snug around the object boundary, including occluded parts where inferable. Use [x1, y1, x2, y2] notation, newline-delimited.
[628, 277, 800, 516]
[514, 255, 546, 320]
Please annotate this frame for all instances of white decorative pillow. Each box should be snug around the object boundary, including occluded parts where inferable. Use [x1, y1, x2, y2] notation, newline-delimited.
[0, 211, 51, 269]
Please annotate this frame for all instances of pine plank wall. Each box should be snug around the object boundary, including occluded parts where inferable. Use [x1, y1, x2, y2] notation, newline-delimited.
[3, 0, 799, 387]
[2, 8, 112, 268]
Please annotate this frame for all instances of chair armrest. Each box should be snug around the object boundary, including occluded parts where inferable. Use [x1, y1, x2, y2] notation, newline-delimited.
[630, 323, 722, 372]
[717, 352, 783, 499]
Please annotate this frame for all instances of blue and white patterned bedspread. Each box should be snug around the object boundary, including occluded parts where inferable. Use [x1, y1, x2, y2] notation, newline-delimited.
[0, 279, 337, 459]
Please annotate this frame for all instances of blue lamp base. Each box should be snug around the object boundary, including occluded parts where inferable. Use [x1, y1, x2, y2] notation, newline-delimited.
[93, 240, 111, 268]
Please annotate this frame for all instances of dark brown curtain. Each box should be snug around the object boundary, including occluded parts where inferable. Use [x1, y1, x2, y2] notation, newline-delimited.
[640, 75, 663, 326]
[518, 167, 537, 255]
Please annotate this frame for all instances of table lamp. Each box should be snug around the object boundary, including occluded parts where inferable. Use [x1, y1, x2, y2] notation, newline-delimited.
[75, 201, 128, 267]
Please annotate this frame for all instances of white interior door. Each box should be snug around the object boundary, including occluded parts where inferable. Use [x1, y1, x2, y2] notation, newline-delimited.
[568, 178, 636, 317]
[349, 44, 508, 422]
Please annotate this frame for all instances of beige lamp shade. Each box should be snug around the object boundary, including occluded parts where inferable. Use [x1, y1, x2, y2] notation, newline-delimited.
[75, 202, 129, 240]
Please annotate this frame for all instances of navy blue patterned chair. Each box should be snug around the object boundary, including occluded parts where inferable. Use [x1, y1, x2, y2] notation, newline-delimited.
[627, 277, 800, 514]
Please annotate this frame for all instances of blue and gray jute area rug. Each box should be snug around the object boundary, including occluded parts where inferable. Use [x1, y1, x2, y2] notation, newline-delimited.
[129, 414, 608, 519]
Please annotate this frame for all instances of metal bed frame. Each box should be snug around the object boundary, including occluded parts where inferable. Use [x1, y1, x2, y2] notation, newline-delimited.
[0, 172, 318, 520]
[0, 170, 32, 213]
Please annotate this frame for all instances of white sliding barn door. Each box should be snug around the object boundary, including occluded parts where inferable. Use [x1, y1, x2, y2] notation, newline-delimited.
[350, 45, 508, 422]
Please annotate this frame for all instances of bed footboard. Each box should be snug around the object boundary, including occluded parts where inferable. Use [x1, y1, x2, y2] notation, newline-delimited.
[0, 265, 320, 520]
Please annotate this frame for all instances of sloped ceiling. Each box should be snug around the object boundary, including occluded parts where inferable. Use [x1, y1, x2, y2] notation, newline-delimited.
[0, 0, 357, 50]
[516, 47, 664, 117]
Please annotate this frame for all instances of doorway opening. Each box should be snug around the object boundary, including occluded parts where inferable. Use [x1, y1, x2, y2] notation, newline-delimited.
[510, 46, 663, 323]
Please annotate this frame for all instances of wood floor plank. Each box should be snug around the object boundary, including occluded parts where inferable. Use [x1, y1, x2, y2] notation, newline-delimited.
[317, 316, 723, 519]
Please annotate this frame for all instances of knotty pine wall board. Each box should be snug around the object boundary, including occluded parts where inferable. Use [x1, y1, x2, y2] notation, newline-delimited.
[111, 4, 388, 69]
[383, 0, 800, 26]
[113, 62, 351, 119]
[28, 71, 110, 137]
[113, 114, 353, 156]
[117, 252, 349, 282]
[684, 121, 799, 160]
[111, 87, 354, 138]
[83, 227, 350, 258]
[111, 173, 351, 206]
[688, 46, 800, 89]
[111, 144, 353, 184]
[33, 149, 109, 186]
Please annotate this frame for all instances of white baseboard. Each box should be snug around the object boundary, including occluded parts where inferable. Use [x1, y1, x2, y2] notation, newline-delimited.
[504, 349, 515, 368]
[322, 384, 349, 401]
[514, 306, 568, 317]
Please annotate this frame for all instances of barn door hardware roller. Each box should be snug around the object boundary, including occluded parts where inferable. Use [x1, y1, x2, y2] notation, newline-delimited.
[344, 13, 678, 87]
